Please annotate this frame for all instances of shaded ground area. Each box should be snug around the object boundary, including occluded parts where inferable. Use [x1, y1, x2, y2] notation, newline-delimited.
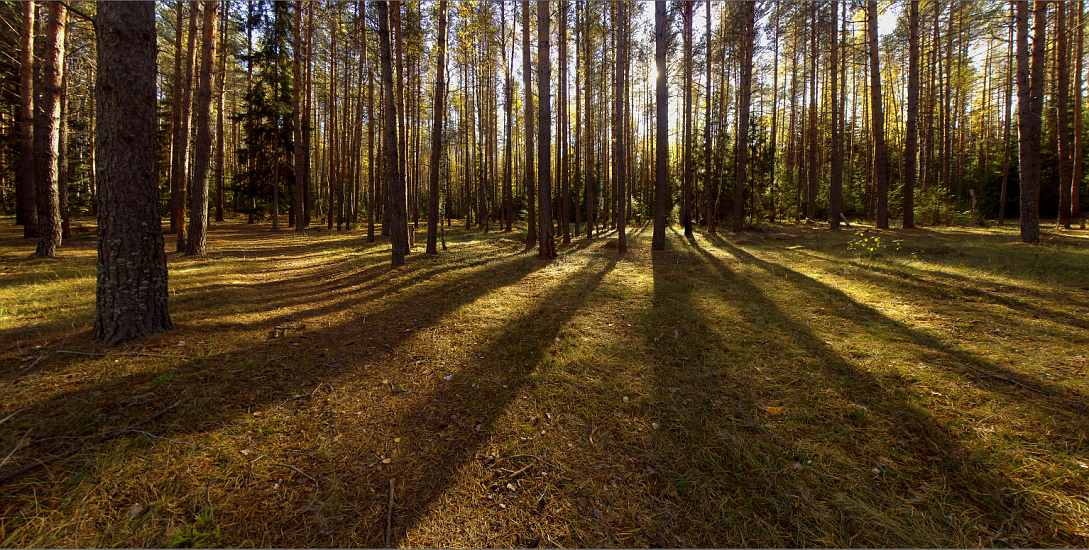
[1, 217, 1087, 547]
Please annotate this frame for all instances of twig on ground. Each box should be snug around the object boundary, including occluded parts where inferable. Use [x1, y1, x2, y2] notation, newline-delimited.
[0, 408, 24, 427]
[54, 350, 203, 360]
[273, 462, 317, 484]
[0, 422, 38, 470]
[130, 430, 226, 449]
[386, 478, 395, 548]
[0, 397, 186, 484]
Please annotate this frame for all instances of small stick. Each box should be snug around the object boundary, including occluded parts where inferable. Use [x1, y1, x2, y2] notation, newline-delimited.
[54, 350, 202, 360]
[130, 430, 225, 449]
[386, 478, 395, 548]
[0, 409, 24, 427]
[0, 423, 37, 470]
[272, 463, 316, 484]
[507, 462, 534, 481]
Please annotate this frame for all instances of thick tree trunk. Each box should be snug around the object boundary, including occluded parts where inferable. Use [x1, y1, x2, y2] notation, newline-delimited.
[427, 1, 447, 255]
[868, 1, 890, 229]
[903, 0, 919, 229]
[35, 1, 66, 258]
[94, 2, 172, 344]
[1017, 0, 1044, 243]
[733, 1, 755, 233]
[651, 0, 668, 251]
[187, 1, 217, 256]
[377, 1, 408, 266]
[17, 1, 36, 236]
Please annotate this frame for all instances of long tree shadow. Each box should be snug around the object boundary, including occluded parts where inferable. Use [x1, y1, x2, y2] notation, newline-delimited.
[708, 233, 1087, 416]
[634, 229, 1081, 546]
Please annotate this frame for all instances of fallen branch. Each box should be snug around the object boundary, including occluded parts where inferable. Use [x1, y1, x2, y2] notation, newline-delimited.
[0, 397, 186, 484]
[0, 409, 24, 427]
[961, 363, 1086, 411]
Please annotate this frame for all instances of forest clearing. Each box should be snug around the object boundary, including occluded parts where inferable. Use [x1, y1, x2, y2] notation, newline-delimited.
[1, 217, 1087, 547]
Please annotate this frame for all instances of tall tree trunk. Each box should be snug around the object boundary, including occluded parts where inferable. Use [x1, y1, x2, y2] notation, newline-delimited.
[378, 1, 408, 265]
[538, 0, 555, 259]
[1059, 2, 1073, 229]
[868, 1, 890, 229]
[94, 2, 172, 344]
[1075, 1, 1085, 228]
[187, 1, 217, 255]
[168, 2, 184, 234]
[304, 3, 314, 227]
[214, 0, 227, 222]
[733, 1, 755, 233]
[807, 2, 818, 221]
[523, 0, 537, 248]
[651, 0, 668, 251]
[903, 0, 919, 229]
[17, 0, 36, 237]
[175, 3, 199, 249]
[829, 0, 844, 230]
[504, 2, 514, 232]
[682, 1, 693, 237]
[560, 1, 570, 244]
[35, 1, 66, 258]
[427, 0, 448, 255]
[292, 1, 305, 231]
[616, 1, 627, 253]
[59, 31, 70, 241]
[1000, 2, 1013, 225]
[704, 0, 714, 233]
[1017, 0, 1046, 243]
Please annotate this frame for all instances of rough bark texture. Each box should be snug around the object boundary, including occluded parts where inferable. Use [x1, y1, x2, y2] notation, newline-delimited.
[733, 1, 755, 233]
[175, 4, 199, 249]
[682, 1, 693, 237]
[560, 1, 570, 245]
[1017, 0, 1044, 244]
[903, 0, 919, 229]
[215, 1, 227, 223]
[94, 1, 172, 344]
[616, 1, 627, 253]
[187, 1, 217, 256]
[537, 0, 554, 260]
[378, 1, 408, 266]
[704, 0, 713, 233]
[1075, 1, 1084, 228]
[651, 0, 668, 251]
[18, 1, 36, 237]
[427, 1, 447, 255]
[35, 1, 66, 258]
[868, 1, 890, 229]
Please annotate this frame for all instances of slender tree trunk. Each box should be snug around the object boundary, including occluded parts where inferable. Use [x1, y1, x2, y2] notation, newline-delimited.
[292, 1, 305, 231]
[1075, 1, 1085, 228]
[524, 0, 537, 248]
[829, 0, 844, 231]
[733, 1, 755, 233]
[427, 0, 447, 255]
[187, 1, 217, 255]
[304, 4, 313, 227]
[651, 0, 668, 251]
[35, 1, 66, 258]
[17, 1, 36, 237]
[868, 1, 890, 229]
[807, 2, 818, 221]
[175, 3, 199, 250]
[1059, 2, 1073, 229]
[168, 1, 184, 234]
[704, 0, 714, 233]
[1000, 2, 1014, 225]
[616, 1, 627, 253]
[504, 3, 514, 232]
[94, 2, 172, 344]
[59, 31, 70, 241]
[214, 0, 227, 222]
[538, 0, 555, 259]
[560, 1, 570, 244]
[682, 1, 693, 237]
[903, 0, 919, 229]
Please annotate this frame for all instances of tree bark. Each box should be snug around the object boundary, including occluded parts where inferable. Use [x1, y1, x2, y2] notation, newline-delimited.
[868, 1, 890, 229]
[704, 0, 714, 233]
[523, 1, 537, 248]
[187, 1, 217, 256]
[807, 2, 818, 221]
[1075, 1, 1085, 228]
[17, 0, 36, 237]
[1017, 0, 1044, 243]
[1059, 2, 1073, 229]
[903, 0, 919, 229]
[427, 0, 448, 255]
[616, 1, 627, 253]
[174, 3, 199, 250]
[829, 0, 844, 230]
[734, 1, 755, 233]
[35, 1, 66, 258]
[292, 1, 305, 231]
[682, 1, 693, 237]
[538, 0, 555, 259]
[651, 0, 668, 251]
[560, 1, 570, 245]
[94, 1, 172, 344]
[378, 1, 408, 265]
[214, 0, 227, 223]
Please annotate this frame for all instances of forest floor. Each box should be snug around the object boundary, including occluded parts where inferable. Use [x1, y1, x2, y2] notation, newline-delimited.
[0, 215, 1088, 547]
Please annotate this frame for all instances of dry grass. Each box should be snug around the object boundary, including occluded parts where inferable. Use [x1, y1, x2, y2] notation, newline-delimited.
[0, 216, 1087, 547]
